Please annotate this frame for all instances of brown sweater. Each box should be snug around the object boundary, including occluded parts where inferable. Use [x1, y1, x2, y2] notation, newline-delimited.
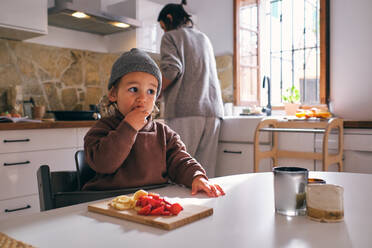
[83, 110, 207, 190]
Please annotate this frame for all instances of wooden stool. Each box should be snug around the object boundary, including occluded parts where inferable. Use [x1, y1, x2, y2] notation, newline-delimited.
[254, 118, 344, 172]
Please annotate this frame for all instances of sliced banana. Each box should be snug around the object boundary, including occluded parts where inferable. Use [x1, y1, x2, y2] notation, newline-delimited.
[110, 202, 132, 210]
[110, 189, 148, 211]
[133, 189, 148, 201]
[115, 195, 132, 204]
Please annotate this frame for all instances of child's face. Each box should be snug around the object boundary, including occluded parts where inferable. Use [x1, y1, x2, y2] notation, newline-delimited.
[108, 71, 158, 116]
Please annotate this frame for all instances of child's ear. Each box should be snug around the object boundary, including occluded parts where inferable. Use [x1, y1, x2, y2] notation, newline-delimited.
[108, 88, 117, 102]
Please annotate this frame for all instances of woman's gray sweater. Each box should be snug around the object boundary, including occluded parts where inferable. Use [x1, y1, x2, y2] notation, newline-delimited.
[160, 27, 224, 118]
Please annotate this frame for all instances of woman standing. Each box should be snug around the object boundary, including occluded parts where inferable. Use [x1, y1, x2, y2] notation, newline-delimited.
[158, 0, 224, 177]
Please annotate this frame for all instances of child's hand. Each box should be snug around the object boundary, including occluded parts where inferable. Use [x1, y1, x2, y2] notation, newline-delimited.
[191, 176, 225, 197]
[124, 108, 150, 131]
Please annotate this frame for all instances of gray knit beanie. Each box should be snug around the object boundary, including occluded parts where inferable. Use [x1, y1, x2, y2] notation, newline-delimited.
[108, 48, 162, 97]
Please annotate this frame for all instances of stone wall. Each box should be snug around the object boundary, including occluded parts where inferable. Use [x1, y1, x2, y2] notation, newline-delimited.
[216, 55, 233, 103]
[0, 38, 233, 113]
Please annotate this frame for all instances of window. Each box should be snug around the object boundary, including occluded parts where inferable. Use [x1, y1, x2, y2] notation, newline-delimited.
[234, 0, 329, 107]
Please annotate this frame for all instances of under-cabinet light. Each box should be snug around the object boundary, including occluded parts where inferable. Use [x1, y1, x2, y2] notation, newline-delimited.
[109, 22, 130, 28]
[72, 12, 90, 19]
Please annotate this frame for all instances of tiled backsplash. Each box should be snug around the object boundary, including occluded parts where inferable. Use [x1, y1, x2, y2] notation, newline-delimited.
[0, 38, 233, 114]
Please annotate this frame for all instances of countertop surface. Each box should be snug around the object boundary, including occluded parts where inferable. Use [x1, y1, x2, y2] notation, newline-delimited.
[0, 172, 371, 248]
[0, 118, 371, 131]
[0, 120, 96, 130]
[225, 115, 372, 129]
[343, 120, 372, 128]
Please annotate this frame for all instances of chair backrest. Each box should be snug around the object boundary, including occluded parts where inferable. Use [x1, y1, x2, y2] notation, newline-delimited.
[37, 164, 169, 211]
[37, 151, 169, 211]
[37, 164, 79, 211]
[74, 150, 96, 189]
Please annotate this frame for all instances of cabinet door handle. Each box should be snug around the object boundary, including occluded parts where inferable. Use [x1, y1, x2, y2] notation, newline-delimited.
[223, 150, 242, 154]
[5, 205, 31, 213]
[4, 161, 31, 166]
[3, 138, 30, 143]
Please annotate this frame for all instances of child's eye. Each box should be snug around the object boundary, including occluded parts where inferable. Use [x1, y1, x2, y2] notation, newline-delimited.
[147, 89, 156, 95]
[129, 87, 138, 92]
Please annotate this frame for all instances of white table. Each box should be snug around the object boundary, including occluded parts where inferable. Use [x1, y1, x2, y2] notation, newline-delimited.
[1, 172, 371, 248]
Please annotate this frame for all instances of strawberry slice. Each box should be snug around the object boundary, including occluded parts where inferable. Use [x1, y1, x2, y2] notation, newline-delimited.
[148, 198, 162, 208]
[137, 204, 152, 215]
[148, 192, 160, 200]
[164, 204, 172, 211]
[150, 206, 165, 215]
[161, 210, 171, 216]
[170, 203, 183, 215]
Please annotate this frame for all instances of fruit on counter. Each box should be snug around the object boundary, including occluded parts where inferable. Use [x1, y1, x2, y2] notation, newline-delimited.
[0, 111, 22, 118]
[295, 108, 332, 119]
[109, 189, 184, 216]
[0, 112, 11, 117]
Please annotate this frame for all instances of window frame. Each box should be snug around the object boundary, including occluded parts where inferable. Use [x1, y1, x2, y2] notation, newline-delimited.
[233, 0, 329, 108]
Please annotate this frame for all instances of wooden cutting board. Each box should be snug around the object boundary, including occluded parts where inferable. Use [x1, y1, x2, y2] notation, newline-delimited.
[88, 200, 213, 230]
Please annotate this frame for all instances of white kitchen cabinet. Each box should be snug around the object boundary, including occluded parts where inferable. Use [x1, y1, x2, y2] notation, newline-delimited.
[216, 117, 271, 176]
[315, 128, 372, 173]
[77, 127, 90, 148]
[0, 195, 40, 220]
[216, 142, 271, 176]
[0, 129, 76, 154]
[277, 132, 316, 171]
[0, 0, 47, 40]
[0, 127, 89, 220]
[0, 148, 76, 200]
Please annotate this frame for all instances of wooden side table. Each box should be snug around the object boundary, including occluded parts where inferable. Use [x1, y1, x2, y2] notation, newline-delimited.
[254, 117, 344, 172]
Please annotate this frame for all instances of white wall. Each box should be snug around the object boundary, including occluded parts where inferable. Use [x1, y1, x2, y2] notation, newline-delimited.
[28, 0, 234, 55]
[194, 0, 233, 55]
[149, 0, 234, 55]
[330, 0, 372, 121]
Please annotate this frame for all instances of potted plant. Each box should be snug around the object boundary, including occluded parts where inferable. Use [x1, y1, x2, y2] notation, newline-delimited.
[282, 86, 301, 116]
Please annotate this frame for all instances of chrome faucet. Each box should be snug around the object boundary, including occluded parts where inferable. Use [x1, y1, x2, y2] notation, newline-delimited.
[262, 76, 272, 116]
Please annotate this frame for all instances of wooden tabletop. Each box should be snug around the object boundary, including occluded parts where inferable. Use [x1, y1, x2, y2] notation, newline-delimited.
[0, 121, 96, 130]
[1, 172, 371, 248]
[0, 119, 371, 131]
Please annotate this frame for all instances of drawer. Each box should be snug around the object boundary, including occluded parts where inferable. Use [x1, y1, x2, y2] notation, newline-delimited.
[0, 148, 76, 200]
[0, 194, 40, 221]
[0, 128, 77, 154]
[315, 133, 340, 150]
[216, 142, 271, 176]
[343, 150, 372, 173]
[77, 127, 90, 148]
[344, 134, 372, 152]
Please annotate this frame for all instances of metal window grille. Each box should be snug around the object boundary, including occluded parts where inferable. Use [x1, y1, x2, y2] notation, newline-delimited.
[266, 0, 320, 105]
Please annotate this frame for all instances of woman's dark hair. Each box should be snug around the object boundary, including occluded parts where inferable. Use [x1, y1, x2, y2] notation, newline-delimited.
[157, 0, 193, 30]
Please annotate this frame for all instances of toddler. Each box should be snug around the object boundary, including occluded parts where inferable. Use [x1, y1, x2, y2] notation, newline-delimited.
[83, 48, 224, 197]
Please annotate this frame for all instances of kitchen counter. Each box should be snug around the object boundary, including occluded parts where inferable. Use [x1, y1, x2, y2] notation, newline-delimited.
[0, 172, 371, 248]
[343, 120, 372, 128]
[225, 115, 372, 129]
[0, 117, 370, 131]
[0, 121, 96, 130]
